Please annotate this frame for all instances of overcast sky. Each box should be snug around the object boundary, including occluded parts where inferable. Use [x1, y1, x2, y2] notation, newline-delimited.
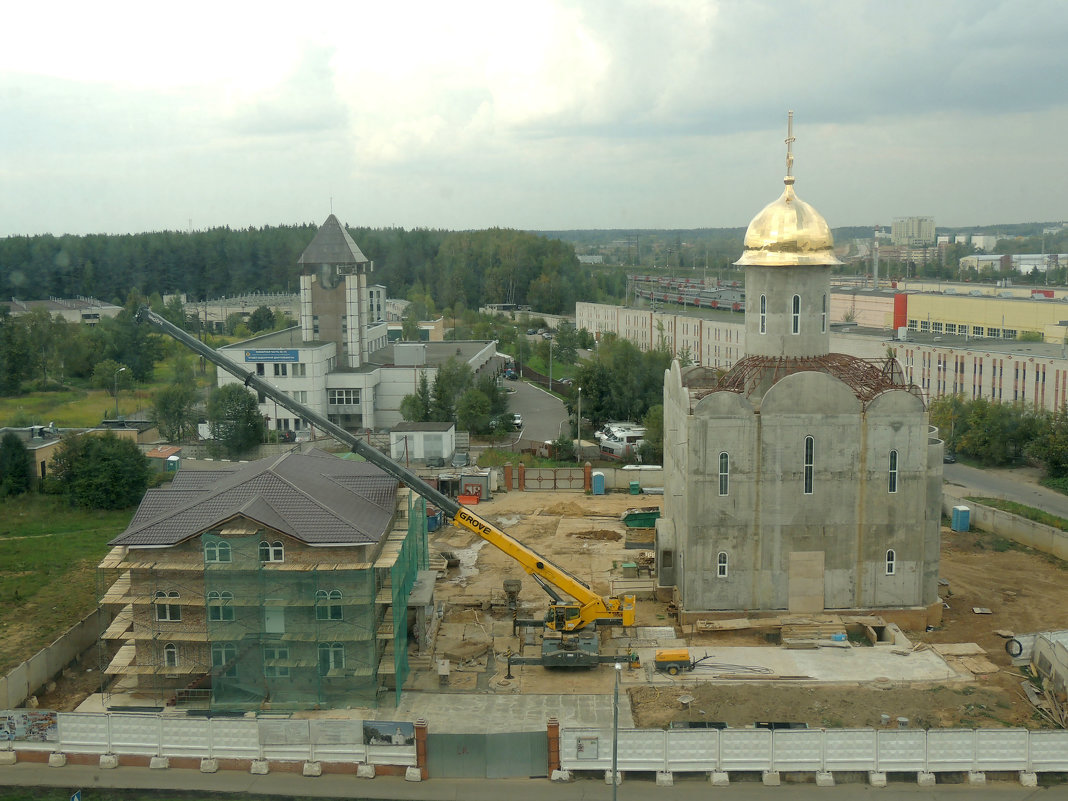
[1, 0, 1065, 237]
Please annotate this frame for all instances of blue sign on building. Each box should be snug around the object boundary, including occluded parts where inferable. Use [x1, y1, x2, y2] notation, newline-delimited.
[244, 349, 299, 363]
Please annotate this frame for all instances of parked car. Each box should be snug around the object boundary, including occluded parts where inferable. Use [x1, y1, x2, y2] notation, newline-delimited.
[527, 328, 537, 335]
[426, 457, 445, 468]
[504, 369, 518, 380]
[511, 413, 523, 429]
[451, 451, 469, 468]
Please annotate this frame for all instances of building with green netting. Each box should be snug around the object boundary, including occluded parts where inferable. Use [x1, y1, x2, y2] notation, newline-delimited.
[98, 449, 430, 711]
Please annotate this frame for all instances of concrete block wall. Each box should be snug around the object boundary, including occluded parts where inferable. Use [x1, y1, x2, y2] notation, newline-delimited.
[943, 490, 1068, 562]
[0, 609, 109, 709]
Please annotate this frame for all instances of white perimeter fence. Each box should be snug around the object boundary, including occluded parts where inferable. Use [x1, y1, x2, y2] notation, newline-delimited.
[560, 726, 1068, 776]
[1, 712, 415, 767]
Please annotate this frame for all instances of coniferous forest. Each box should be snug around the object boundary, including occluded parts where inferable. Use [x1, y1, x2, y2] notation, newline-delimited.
[0, 224, 606, 316]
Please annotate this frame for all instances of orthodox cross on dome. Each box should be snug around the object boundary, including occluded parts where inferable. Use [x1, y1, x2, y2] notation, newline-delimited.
[784, 110, 796, 183]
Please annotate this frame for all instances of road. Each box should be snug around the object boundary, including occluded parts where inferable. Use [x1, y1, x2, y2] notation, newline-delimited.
[506, 377, 567, 444]
[0, 762, 1062, 801]
[944, 462, 1068, 519]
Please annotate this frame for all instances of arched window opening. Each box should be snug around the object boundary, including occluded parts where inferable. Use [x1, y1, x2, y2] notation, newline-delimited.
[155, 590, 181, 622]
[315, 589, 344, 621]
[803, 436, 814, 495]
[759, 295, 767, 334]
[163, 642, 178, 668]
[207, 590, 235, 622]
[318, 642, 345, 675]
[888, 450, 899, 493]
[718, 452, 729, 496]
[821, 294, 827, 333]
[717, 552, 729, 578]
[260, 540, 285, 563]
[792, 295, 801, 335]
[886, 549, 896, 576]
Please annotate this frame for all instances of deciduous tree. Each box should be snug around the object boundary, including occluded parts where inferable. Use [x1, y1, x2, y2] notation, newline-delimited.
[207, 384, 264, 458]
[46, 432, 149, 509]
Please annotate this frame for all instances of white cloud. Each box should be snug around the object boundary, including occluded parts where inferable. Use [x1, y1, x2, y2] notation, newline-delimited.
[1, 0, 1066, 235]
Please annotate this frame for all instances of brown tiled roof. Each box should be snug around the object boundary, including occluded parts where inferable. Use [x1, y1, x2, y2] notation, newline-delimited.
[111, 449, 397, 548]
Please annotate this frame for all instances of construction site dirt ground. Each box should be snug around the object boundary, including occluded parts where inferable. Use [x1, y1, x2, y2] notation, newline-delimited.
[419, 488, 1068, 731]
[40, 487, 1068, 731]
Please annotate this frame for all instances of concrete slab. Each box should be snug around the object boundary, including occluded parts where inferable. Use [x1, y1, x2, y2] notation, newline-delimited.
[626, 645, 962, 686]
[380, 692, 635, 733]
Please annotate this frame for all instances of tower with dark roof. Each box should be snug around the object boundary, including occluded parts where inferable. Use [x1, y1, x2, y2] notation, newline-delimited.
[298, 214, 385, 368]
[656, 118, 943, 623]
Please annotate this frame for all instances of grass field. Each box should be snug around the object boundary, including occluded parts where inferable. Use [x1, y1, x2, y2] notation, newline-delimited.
[0, 359, 218, 429]
[0, 494, 134, 673]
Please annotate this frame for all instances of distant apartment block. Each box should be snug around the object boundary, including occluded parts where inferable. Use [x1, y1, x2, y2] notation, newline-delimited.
[891, 217, 936, 247]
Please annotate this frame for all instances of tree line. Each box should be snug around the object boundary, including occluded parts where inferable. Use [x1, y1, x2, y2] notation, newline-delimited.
[0, 225, 603, 317]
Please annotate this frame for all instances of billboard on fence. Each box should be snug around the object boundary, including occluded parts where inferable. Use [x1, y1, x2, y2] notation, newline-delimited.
[0, 711, 58, 741]
[363, 721, 414, 746]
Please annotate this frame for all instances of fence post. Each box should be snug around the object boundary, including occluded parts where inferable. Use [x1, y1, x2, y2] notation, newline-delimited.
[414, 718, 428, 779]
[546, 717, 560, 776]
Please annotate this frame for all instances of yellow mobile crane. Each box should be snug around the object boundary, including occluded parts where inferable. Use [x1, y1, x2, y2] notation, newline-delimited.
[137, 309, 635, 663]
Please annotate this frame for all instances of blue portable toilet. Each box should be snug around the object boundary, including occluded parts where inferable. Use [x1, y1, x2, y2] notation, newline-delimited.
[951, 505, 971, 532]
[592, 471, 605, 495]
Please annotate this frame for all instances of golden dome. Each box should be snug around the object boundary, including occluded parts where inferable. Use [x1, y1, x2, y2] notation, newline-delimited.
[735, 176, 841, 267]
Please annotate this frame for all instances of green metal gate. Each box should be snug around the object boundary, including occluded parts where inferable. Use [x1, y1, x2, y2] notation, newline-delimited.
[427, 731, 547, 778]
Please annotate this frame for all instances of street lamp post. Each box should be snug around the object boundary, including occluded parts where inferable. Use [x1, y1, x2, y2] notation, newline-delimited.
[611, 661, 621, 798]
[113, 366, 127, 419]
[576, 387, 582, 463]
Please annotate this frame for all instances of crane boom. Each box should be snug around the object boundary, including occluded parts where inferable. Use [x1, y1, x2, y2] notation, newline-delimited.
[136, 308, 635, 631]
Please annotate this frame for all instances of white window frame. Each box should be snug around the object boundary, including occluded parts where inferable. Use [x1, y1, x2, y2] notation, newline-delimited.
[259, 540, 284, 563]
[792, 295, 801, 335]
[211, 642, 238, 678]
[154, 591, 181, 622]
[318, 642, 345, 675]
[207, 590, 235, 622]
[315, 589, 344, 621]
[263, 644, 290, 678]
[204, 540, 231, 563]
[718, 452, 729, 496]
[885, 549, 896, 576]
[163, 642, 178, 668]
[803, 435, 814, 495]
[716, 551, 728, 578]
[888, 449, 899, 494]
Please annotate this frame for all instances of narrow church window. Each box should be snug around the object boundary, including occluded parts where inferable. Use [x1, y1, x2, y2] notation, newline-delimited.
[803, 436, 814, 494]
[888, 450, 899, 493]
[821, 294, 827, 333]
[718, 452, 729, 496]
[163, 643, 178, 668]
[885, 549, 896, 575]
[792, 295, 801, 334]
[759, 295, 766, 334]
[717, 552, 728, 577]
